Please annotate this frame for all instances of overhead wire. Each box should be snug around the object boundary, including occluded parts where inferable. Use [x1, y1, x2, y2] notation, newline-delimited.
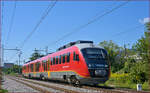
[1, 0, 4, 43]
[111, 24, 144, 38]
[19, 0, 57, 49]
[4, 1, 18, 64]
[42, 1, 118, 50]
[106, 24, 145, 45]
[11, 0, 129, 62]
[9, 0, 57, 62]
[1, 0, 4, 66]
[47, 0, 130, 48]
[5, 1, 17, 47]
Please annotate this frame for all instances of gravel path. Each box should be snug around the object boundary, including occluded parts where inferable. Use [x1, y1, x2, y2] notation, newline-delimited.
[2, 76, 39, 92]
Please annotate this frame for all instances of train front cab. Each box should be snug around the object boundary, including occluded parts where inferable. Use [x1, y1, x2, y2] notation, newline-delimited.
[79, 47, 110, 85]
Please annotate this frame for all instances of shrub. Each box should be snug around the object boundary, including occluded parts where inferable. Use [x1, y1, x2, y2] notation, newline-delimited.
[123, 61, 134, 73]
[129, 62, 149, 84]
[110, 73, 129, 83]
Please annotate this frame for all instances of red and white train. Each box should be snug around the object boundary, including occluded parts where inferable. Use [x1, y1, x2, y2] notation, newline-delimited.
[22, 40, 110, 86]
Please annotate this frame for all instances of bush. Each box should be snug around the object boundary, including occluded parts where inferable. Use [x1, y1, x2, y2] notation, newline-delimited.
[109, 73, 130, 84]
[111, 62, 124, 73]
[129, 62, 149, 84]
[106, 73, 149, 91]
[142, 81, 150, 91]
[0, 89, 8, 93]
[123, 61, 134, 73]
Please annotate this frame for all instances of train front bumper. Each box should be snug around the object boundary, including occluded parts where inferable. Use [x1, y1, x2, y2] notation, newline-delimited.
[79, 77, 109, 85]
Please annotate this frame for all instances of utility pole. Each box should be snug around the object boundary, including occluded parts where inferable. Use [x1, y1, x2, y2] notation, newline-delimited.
[34, 47, 49, 55]
[124, 44, 127, 57]
[147, 22, 150, 86]
[3, 47, 21, 73]
[2, 45, 4, 67]
[45, 46, 48, 55]
[34, 48, 43, 54]
[18, 51, 22, 74]
[0, 3, 2, 88]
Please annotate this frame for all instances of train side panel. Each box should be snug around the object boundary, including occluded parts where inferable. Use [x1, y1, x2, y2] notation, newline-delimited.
[22, 46, 90, 81]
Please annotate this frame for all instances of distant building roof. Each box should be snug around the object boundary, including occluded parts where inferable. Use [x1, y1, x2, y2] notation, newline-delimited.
[4, 63, 14, 69]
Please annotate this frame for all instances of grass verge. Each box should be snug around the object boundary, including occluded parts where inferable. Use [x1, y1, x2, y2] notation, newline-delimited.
[99, 73, 150, 91]
[0, 89, 8, 93]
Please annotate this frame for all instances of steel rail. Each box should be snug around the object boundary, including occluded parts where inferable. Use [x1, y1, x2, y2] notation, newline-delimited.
[8, 77, 49, 93]
[8, 76, 80, 93]
[9, 75, 150, 93]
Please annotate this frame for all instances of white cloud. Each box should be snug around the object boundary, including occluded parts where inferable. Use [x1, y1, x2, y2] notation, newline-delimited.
[139, 17, 150, 24]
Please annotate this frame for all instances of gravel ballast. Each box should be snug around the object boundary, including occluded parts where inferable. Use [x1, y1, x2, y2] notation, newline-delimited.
[2, 76, 39, 92]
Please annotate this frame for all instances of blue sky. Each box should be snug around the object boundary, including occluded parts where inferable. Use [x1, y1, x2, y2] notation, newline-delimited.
[1, 1, 149, 64]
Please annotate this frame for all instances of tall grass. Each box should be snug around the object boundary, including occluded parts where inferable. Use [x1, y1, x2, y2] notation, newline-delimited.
[105, 73, 150, 91]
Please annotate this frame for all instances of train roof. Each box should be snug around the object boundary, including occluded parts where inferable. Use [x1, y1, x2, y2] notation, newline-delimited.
[23, 40, 103, 66]
[57, 40, 93, 51]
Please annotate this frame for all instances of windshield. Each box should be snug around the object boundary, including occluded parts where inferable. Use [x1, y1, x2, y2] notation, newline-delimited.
[81, 48, 108, 64]
[81, 48, 107, 59]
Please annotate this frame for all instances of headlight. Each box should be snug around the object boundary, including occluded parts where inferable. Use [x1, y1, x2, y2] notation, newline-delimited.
[88, 64, 95, 68]
[95, 70, 107, 76]
[88, 64, 92, 67]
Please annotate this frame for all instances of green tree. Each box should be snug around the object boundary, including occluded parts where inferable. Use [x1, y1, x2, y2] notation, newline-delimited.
[130, 22, 150, 84]
[99, 40, 124, 72]
[132, 22, 150, 62]
[2, 65, 21, 74]
[29, 51, 44, 61]
[129, 62, 148, 84]
[123, 60, 134, 73]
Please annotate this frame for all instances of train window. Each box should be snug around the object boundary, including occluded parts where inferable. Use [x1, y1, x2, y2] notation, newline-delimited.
[67, 52, 70, 62]
[73, 52, 76, 61]
[25, 66, 27, 72]
[51, 58, 53, 65]
[42, 62, 44, 71]
[63, 54, 66, 63]
[35, 62, 40, 72]
[35, 63, 37, 72]
[44, 62, 46, 71]
[81, 48, 107, 60]
[56, 56, 58, 64]
[26, 66, 27, 72]
[76, 54, 79, 61]
[28, 65, 30, 72]
[73, 52, 79, 61]
[30, 64, 31, 72]
[30, 64, 33, 72]
[53, 57, 56, 65]
[44, 61, 46, 71]
[24, 66, 26, 72]
[39, 62, 41, 71]
[46, 60, 48, 71]
[47, 58, 50, 70]
[59, 55, 61, 64]
[42, 60, 47, 71]
[34, 63, 36, 72]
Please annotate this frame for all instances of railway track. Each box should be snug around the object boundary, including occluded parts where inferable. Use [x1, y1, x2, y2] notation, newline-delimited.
[8, 75, 149, 93]
[8, 77, 50, 93]
[7, 76, 80, 93]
